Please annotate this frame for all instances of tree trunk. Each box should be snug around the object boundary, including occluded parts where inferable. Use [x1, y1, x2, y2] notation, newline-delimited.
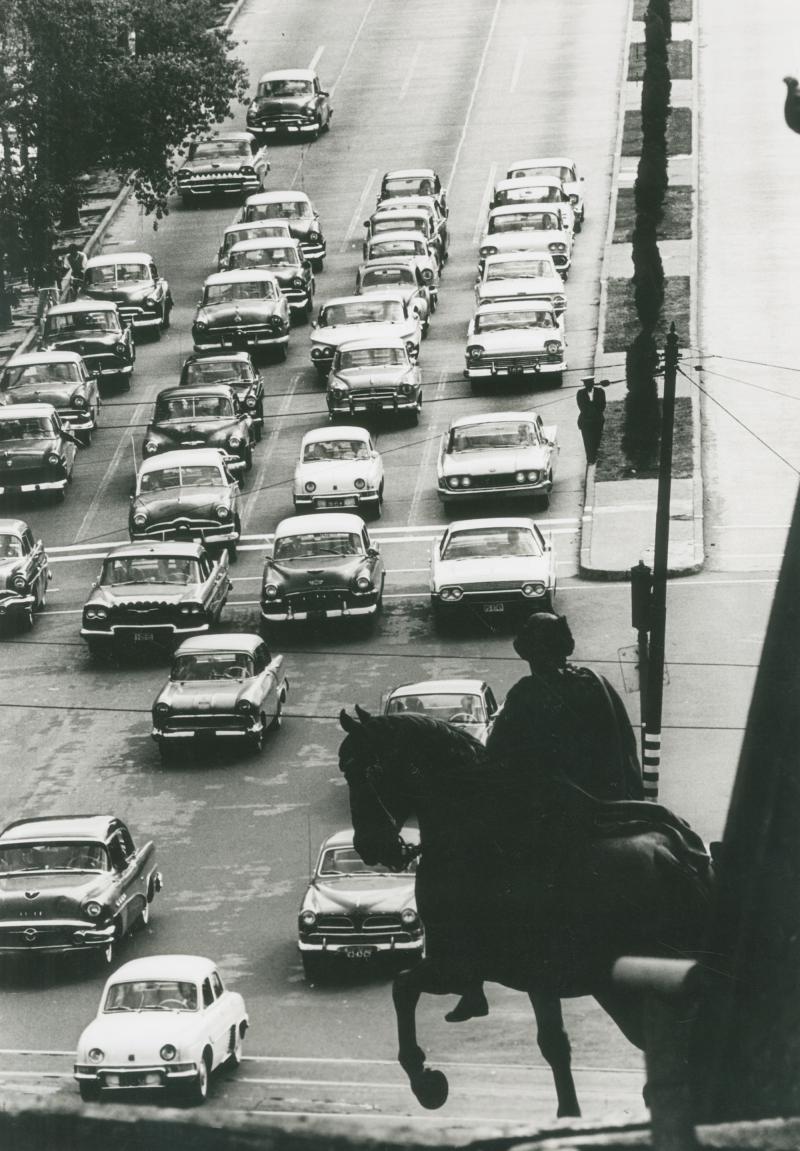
[59, 187, 83, 231]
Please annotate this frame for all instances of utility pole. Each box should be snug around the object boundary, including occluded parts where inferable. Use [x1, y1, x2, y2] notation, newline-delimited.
[641, 322, 679, 800]
[630, 559, 653, 769]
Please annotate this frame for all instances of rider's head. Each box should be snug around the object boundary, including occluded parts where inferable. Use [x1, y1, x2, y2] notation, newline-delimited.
[513, 611, 574, 671]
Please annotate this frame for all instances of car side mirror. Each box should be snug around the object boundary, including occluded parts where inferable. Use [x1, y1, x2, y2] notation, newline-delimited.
[311, 320, 318, 329]
[367, 546, 380, 559]
[320, 90, 329, 97]
[363, 220, 370, 228]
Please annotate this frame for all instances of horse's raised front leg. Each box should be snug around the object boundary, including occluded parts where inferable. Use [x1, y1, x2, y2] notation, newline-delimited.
[393, 961, 449, 1109]
[529, 991, 581, 1118]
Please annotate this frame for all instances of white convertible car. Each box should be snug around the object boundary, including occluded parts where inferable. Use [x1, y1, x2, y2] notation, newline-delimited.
[74, 954, 249, 1104]
[464, 300, 566, 385]
[437, 411, 558, 506]
[293, 425, 384, 515]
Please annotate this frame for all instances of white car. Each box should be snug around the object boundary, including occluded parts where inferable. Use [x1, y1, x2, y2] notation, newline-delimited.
[363, 231, 440, 295]
[490, 178, 576, 234]
[465, 300, 566, 385]
[506, 156, 585, 228]
[74, 954, 249, 1105]
[383, 678, 499, 744]
[437, 411, 558, 506]
[355, 257, 435, 330]
[310, 293, 422, 380]
[476, 252, 566, 314]
[294, 425, 384, 515]
[430, 516, 556, 628]
[479, 205, 572, 276]
[217, 220, 293, 271]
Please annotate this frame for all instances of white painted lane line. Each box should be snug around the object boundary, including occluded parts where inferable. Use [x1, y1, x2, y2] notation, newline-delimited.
[472, 162, 497, 244]
[340, 168, 378, 250]
[509, 38, 526, 93]
[308, 45, 325, 71]
[245, 372, 304, 523]
[447, 0, 503, 189]
[329, 0, 377, 97]
[399, 43, 422, 102]
[74, 427, 142, 544]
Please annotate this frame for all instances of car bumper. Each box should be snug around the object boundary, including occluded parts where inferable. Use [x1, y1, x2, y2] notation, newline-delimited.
[152, 718, 261, 741]
[432, 589, 552, 613]
[0, 592, 35, 619]
[81, 622, 211, 643]
[261, 599, 378, 622]
[248, 120, 318, 136]
[194, 331, 289, 352]
[298, 240, 326, 261]
[298, 938, 423, 956]
[75, 1062, 199, 1088]
[328, 395, 419, 417]
[293, 492, 380, 512]
[465, 360, 565, 379]
[0, 920, 116, 955]
[179, 177, 262, 197]
[60, 412, 95, 431]
[131, 524, 239, 544]
[0, 477, 67, 495]
[438, 478, 554, 502]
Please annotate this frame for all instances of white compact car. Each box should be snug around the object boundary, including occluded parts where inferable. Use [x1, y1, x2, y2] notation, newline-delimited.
[437, 411, 559, 506]
[465, 299, 566, 385]
[74, 954, 249, 1104]
[479, 205, 572, 276]
[506, 156, 585, 227]
[294, 425, 384, 515]
[383, 677, 499, 744]
[476, 252, 567, 314]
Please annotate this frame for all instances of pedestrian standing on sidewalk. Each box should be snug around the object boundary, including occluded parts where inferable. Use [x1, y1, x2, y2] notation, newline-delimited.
[576, 375, 606, 465]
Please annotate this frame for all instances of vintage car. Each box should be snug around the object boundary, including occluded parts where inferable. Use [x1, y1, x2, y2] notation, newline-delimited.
[476, 251, 567, 314]
[363, 231, 439, 289]
[0, 350, 100, 445]
[176, 130, 269, 206]
[376, 168, 447, 214]
[240, 190, 326, 270]
[479, 205, 572, 276]
[179, 352, 264, 440]
[192, 269, 290, 360]
[430, 516, 556, 627]
[226, 237, 314, 319]
[81, 539, 230, 657]
[216, 220, 293, 271]
[293, 425, 384, 515]
[74, 954, 248, 1104]
[129, 450, 242, 554]
[363, 208, 442, 269]
[81, 252, 173, 334]
[298, 827, 422, 979]
[260, 512, 385, 628]
[355, 257, 436, 325]
[310, 293, 422, 380]
[383, 678, 499, 745]
[369, 196, 449, 263]
[152, 633, 288, 756]
[437, 411, 559, 507]
[142, 385, 254, 479]
[0, 518, 50, 631]
[465, 299, 566, 385]
[327, 336, 423, 425]
[246, 67, 332, 139]
[506, 156, 585, 227]
[0, 814, 162, 965]
[490, 178, 576, 234]
[40, 299, 135, 386]
[0, 403, 78, 501]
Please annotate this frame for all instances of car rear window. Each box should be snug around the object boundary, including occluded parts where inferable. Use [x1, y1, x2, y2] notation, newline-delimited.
[442, 527, 540, 559]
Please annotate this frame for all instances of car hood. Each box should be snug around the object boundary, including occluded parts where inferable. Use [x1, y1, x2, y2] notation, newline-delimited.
[1, 383, 76, 408]
[196, 301, 282, 325]
[334, 367, 411, 386]
[0, 438, 61, 459]
[147, 420, 240, 445]
[269, 555, 365, 586]
[435, 555, 549, 583]
[78, 1012, 204, 1062]
[478, 278, 565, 302]
[441, 446, 550, 475]
[156, 680, 248, 711]
[313, 322, 410, 349]
[305, 876, 416, 913]
[482, 232, 567, 254]
[184, 157, 247, 174]
[40, 333, 120, 353]
[89, 584, 193, 608]
[295, 460, 371, 486]
[471, 329, 559, 352]
[133, 489, 227, 517]
[0, 870, 107, 914]
[253, 95, 314, 114]
[83, 285, 154, 305]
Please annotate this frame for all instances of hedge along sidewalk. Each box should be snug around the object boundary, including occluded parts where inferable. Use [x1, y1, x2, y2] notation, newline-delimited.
[0, 0, 244, 366]
[579, 0, 704, 580]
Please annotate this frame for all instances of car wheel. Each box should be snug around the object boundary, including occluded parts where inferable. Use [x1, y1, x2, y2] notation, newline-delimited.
[249, 718, 267, 754]
[254, 418, 263, 443]
[34, 577, 47, 611]
[183, 1052, 210, 1105]
[101, 927, 116, 966]
[313, 116, 323, 139]
[408, 402, 420, 427]
[314, 363, 329, 382]
[275, 342, 288, 363]
[162, 299, 172, 330]
[79, 1081, 101, 1103]
[302, 952, 327, 983]
[20, 605, 34, 632]
[268, 694, 283, 732]
[432, 601, 452, 633]
[181, 192, 195, 209]
[244, 447, 253, 473]
[548, 372, 564, 388]
[311, 257, 324, 273]
[137, 897, 150, 929]
[79, 427, 92, 447]
[227, 540, 238, 564]
[226, 1025, 244, 1069]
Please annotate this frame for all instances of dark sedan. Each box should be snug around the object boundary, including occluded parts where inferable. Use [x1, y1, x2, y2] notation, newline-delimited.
[143, 384, 254, 479]
[40, 300, 135, 388]
[226, 237, 314, 320]
[0, 403, 78, 501]
[176, 131, 269, 206]
[129, 449, 242, 556]
[0, 518, 50, 632]
[246, 68, 332, 140]
[80, 252, 173, 335]
[192, 270, 290, 360]
[240, 190, 326, 271]
[179, 352, 264, 440]
[0, 350, 100, 445]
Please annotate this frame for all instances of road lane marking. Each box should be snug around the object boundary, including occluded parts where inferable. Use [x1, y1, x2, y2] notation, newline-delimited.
[472, 162, 497, 244]
[308, 45, 325, 70]
[447, 0, 503, 188]
[245, 371, 304, 523]
[509, 39, 526, 93]
[74, 427, 141, 544]
[340, 168, 378, 250]
[329, 0, 377, 97]
[399, 43, 422, 102]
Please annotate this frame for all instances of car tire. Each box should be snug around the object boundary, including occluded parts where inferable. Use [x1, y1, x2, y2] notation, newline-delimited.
[311, 257, 324, 273]
[244, 447, 253, 472]
[249, 718, 266, 754]
[314, 363, 329, 382]
[254, 417, 263, 443]
[137, 896, 150, 930]
[34, 578, 47, 611]
[87, 640, 111, 665]
[183, 1052, 210, 1105]
[181, 193, 195, 209]
[100, 925, 117, 967]
[408, 402, 420, 427]
[275, 342, 288, 362]
[162, 299, 172, 330]
[268, 694, 284, 732]
[302, 952, 327, 983]
[226, 1025, 244, 1069]
[20, 605, 34, 632]
[548, 372, 564, 388]
[432, 601, 452, 633]
[79, 1082, 101, 1103]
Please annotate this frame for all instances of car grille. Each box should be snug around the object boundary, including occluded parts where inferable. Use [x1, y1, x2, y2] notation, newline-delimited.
[456, 472, 540, 490]
[461, 579, 540, 593]
[117, 305, 148, 324]
[0, 923, 82, 949]
[137, 517, 224, 540]
[163, 714, 246, 731]
[305, 913, 418, 947]
[108, 602, 184, 627]
[200, 325, 282, 344]
[287, 590, 347, 612]
[482, 352, 562, 371]
[0, 463, 62, 484]
[184, 172, 258, 193]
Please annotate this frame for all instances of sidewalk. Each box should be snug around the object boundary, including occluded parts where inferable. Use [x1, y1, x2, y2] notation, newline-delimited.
[579, 0, 704, 579]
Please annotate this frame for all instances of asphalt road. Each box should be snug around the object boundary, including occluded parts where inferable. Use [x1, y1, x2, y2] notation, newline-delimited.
[0, 0, 790, 1130]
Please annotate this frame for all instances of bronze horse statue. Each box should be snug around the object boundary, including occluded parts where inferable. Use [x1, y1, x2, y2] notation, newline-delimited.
[338, 705, 713, 1117]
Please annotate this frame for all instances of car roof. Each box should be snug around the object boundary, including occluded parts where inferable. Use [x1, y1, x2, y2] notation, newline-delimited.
[490, 204, 560, 217]
[494, 177, 565, 191]
[47, 299, 119, 315]
[372, 208, 428, 221]
[201, 130, 257, 144]
[302, 425, 370, 444]
[337, 335, 407, 352]
[389, 679, 486, 696]
[257, 68, 317, 81]
[367, 231, 428, 246]
[183, 350, 252, 365]
[484, 250, 557, 264]
[476, 299, 554, 313]
[204, 269, 281, 286]
[448, 411, 542, 433]
[103, 540, 205, 560]
[85, 252, 153, 267]
[445, 516, 539, 532]
[105, 955, 218, 985]
[5, 350, 84, 367]
[156, 383, 235, 400]
[228, 237, 300, 252]
[0, 814, 120, 842]
[320, 826, 420, 850]
[383, 168, 438, 180]
[138, 448, 228, 473]
[223, 220, 291, 235]
[508, 156, 577, 169]
[275, 512, 366, 537]
[0, 518, 30, 537]
[173, 633, 263, 656]
[0, 402, 58, 418]
[245, 189, 311, 205]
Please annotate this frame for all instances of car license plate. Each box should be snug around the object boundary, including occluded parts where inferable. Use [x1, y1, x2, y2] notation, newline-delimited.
[133, 631, 155, 642]
[482, 603, 505, 613]
[508, 365, 524, 375]
[343, 946, 376, 960]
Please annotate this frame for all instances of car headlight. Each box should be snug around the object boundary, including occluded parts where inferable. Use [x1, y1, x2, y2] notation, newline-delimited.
[215, 504, 231, 520]
[467, 345, 484, 361]
[353, 478, 366, 490]
[553, 295, 566, 308]
[292, 276, 306, 289]
[144, 440, 159, 455]
[549, 242, 567, 253]
[71, 393, 87, 409]
[47, 452, 61, 466]
[179, 603, 202, 615]
[85, 901, 102, 919]
[307, 230, 320, 243]
[114, 341, 128, 355]
[154, 702, 171, 718]
[11, 572, 28, 591]
[405, 340, 417, 354]
[421, 267, 434, 283]
[245, 394, 257, 408]
[176, 169, 190, 182]
[398, 381, 416, 396]
[303, 481, 317, 494]
[400, 907, 418, 925]
[145, 294, 158, 307]
[569, 194, 579, 205]
[310, 345, 329, 359]
[228, 434, 243, 449]
[160, 1044, 177, 1062]
[271, 314, 286, 329]
[264, 583, 279, 599]
[88, 1048, 105, 1064]
[479, 245, 497, 257]
[194, 319, 208, 330]
[521, 582, 546, 597]
[526, 470, 541, 482]
[299, 909, 317, 928]
[132, 512, 148, 528]
[545, 340, 562, 354]
[85, 605, 109, 621]
[460, 476, 472, 487]
[447, 476, 461, 489]
[354, 575, 372, 592]
[330, 379, 349, 394]
[236, 698, 257, 715]
[439, 586, 464, 602]
[515, 471, 527, 483]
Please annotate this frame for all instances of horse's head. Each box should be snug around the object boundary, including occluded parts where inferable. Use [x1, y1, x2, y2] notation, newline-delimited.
[339, 705, 419, 872]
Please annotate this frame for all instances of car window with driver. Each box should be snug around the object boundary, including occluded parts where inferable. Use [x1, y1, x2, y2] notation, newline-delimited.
[104, 980, 198, 1012]
[273, 531, 361, 560]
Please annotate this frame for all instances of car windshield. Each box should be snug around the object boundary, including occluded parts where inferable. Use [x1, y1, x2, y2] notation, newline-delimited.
[204, 280, 276, 303]
[0, 533, 23, 557]
[183, 360, 251, 386]
[85, 263, 150, 286]
[172, 652, 255, 681]
[360, 267, 414, 290]
[485, 258, 553, 281]
[303, 438, 370, 462]
[258, 78, 313, 98]
[100, 556, 200, 586]
[442, 527, 541, 559]
[338, 347, 405, 370]
[230, 245, 298, 269]
[273, 531, 361, 560]
[498, 186, 561, 204]
[104, 980, 198, 1013]
[510, 165, 575, 182]
[2, 362, 81, 390]
[224, 225, 290, 251]
[475, 309, 555, 332]
[450, 421, 540, 452]
[155, 394, 234, 421]
[383, 176, 436, 197]
[192, 140, 250, 161]
[370, 239, 425, 258]
[490, 211, 561, 233]
[373, 216, 425, 235]
[388, 693, 486, 723]
[44, 311, 118, 335]
[245, 200, 311, 221]
[0, 841, 108, 874]
[0, 416, 58, 440]
[139, 464, 224, 493]
[318, 845, 418, 877]
[320, 301, 403, 326]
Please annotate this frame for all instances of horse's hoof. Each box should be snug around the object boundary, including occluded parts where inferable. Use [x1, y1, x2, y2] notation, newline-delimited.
[412, 1068, 449, 1109]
